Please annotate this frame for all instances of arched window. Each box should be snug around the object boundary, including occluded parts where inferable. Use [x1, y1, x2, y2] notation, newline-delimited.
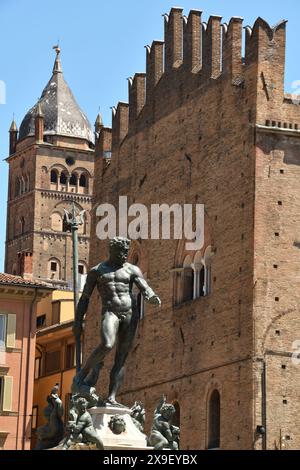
[203, 246, 213, 296]
[15, 177, 20, 197]
[51, 212, 63, 232]
[21, 176, 26, 194]
[60, 172, 67, 185]
[20, 217, 25, 235]
[69, 173, 77, 186]
[182, 255, 194, 303]
[194, 251, 205, 299]
[79, 174, 87, 187]
[208, 390, 221, 449]
[48, 258, 61, 280]
[50, 170, 58, 184]
[25, 175, 30, 192]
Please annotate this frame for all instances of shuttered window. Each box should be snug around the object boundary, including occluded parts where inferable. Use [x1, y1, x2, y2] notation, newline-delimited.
[2, 376, 13, 412]
[6, 314, 16, 349]
[0, 314, 16, 349]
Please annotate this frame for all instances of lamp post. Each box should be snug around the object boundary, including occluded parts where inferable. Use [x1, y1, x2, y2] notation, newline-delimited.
[64, 202, 85, 372]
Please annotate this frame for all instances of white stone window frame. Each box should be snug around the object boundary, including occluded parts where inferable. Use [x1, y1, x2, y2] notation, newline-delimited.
[175, 246, 213, 304]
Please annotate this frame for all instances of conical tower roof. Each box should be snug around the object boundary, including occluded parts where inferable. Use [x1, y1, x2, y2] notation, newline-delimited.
[19, 47, 94, 144]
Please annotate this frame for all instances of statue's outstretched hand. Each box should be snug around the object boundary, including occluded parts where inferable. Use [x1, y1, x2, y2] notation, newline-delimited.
[149, 295, 161, 306]
[72, 321, 83, 337]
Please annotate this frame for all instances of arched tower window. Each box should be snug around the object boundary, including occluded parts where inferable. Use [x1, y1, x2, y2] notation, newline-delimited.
[15, 177, 21, 197]
[79, 174, 87, 187]
[194, 251, 205, 299]
[60, 171, 67, 185]
[69, 173, 77, 187]
[50, 170, 58, 184]
[78, 173, 89, 194]
[25, 175, 30, 192]
[208, 390, 221, 450]
[20, 217, 25, 235]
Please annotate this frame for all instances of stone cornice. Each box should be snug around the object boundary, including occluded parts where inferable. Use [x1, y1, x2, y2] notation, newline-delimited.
[39, 189, 92, 203]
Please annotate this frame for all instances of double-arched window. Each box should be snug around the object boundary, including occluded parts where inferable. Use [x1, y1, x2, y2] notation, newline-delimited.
[174, 246, 213, 305]
[14, 175, 30, 198]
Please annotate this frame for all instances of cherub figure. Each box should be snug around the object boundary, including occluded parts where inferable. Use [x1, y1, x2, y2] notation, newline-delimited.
[149, 395, 180, 450]
[67, 397, 104, 450]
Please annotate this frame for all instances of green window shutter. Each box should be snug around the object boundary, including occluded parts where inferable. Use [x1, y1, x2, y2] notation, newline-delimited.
[2, 376, 13, 412]
[6, 314, 16, 349]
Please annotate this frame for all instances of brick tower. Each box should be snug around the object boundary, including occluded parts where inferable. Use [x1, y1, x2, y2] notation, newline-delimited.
[5, 47, 95, 287]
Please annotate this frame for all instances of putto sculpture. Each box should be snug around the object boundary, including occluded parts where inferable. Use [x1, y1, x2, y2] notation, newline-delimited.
[72, 236, 161, 406]
[62, 397, 104, 450]
[149, 395, 180, 450]
[35, 384, 64, 450]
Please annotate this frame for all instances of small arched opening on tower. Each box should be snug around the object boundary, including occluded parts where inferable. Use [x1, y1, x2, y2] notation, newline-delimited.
[50, 169, 58, 183]
[48, 257, 61, 280]
[60, 171, 68, 189]
[25, 175, 30, 192]
[79, 173, 88, 194]
[69, 173, 78, 192]
[15, 177, 21, 197]
[20, 217, 25, 235]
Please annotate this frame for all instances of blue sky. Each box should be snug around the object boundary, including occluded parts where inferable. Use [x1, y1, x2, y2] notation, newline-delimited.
[0, 0, 299, 271]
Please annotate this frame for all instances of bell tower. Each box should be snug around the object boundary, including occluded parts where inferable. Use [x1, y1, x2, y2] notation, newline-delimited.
[5, 48, 96, 287]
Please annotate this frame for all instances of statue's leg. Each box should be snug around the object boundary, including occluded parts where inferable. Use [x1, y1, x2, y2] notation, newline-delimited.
[76, 312, 119, 383]
[107, 312, 139, 403]
[84, 361, 104, 387]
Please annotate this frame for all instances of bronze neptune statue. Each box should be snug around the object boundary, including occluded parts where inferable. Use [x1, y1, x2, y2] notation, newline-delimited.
[72, 237, 161, 406]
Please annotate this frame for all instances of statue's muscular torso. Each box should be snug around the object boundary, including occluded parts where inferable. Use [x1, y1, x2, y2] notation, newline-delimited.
[91, 262, 140, 314]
